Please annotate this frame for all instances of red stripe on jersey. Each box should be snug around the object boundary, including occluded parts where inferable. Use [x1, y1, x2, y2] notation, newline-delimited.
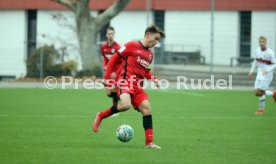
[256, 58, 273, 65]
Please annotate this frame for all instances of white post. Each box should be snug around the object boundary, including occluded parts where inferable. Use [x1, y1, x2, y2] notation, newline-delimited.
[210, 0, 215, 75]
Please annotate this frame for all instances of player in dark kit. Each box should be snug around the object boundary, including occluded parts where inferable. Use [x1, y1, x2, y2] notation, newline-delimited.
[93, 25, 165, 149]
[100, 26, 121, 108]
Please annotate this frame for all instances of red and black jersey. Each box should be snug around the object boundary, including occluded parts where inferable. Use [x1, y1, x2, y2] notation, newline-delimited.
[105, 41, 156, 85]
[100, 41, 121, 69]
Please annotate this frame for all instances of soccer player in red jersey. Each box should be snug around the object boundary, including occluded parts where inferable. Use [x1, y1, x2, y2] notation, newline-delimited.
[100, 26, 121, 106]
[93, 25, 165, 149]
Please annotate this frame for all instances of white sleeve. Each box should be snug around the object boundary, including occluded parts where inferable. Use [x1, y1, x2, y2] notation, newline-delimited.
[250, 59, 257, 73]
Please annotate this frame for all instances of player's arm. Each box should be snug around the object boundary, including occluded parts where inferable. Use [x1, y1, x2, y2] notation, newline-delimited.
[145, 66, 160, 88]
[248, 59, 256, 80]
[101, 53, 121, 87]
[111, 44, 123, 78]
[104, 53, 121, 80]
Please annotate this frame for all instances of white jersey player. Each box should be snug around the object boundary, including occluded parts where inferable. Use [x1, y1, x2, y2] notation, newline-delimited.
[248, 36, 276, 115]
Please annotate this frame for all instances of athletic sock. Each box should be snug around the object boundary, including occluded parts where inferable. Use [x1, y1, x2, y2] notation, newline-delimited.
[99, 105, 119, 119]
[265, 90, 273, 96]
[111, 92, 119, 106]
[143, 115, 153, 145]
[108, 92, 119, 106]
[259, 95, 266, 110]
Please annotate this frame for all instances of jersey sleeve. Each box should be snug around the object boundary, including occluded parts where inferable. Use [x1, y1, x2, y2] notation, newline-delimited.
[104, 53, 121, 79]
[117, 42, 132, 59]
[249, 59, 257, 73]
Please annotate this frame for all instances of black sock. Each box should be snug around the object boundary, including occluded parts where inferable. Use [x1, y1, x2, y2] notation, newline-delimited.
[111, 105, 119, 114]
[111, 92, 119, 102]
[143, 115, 153, 130]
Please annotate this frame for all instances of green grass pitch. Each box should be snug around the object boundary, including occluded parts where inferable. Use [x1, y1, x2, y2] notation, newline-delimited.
[0, 88, 276, 163]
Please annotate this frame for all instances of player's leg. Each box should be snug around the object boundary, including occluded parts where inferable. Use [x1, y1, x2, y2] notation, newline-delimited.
[137, 100, 161, 149]
[132, 90, 161, 149]
[254, 79, 265, 114]
[255, 88, 266, 114]
[105, 81, 119, 106]
[109, 91, 119, 106]
[106, 87, 120, 117]
[98, 92, 131, 118]
[92, 93, 131, 133]
[254, 78, 275, 114]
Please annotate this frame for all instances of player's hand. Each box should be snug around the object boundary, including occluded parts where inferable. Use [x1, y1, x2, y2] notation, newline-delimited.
[248, 72, 254, 80]
[101, 79, 116, 89]
[101, 79, 108, 87]
[153, 79, 160, 88]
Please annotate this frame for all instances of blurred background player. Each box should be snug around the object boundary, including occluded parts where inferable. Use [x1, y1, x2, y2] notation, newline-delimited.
[248, 36, 276, 115]
[93, 25, 165, 149]
[100, 26, 121, 111]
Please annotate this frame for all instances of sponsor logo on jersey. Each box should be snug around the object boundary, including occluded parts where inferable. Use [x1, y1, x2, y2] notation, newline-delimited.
[105, 54, 112, 59]
[137, 56, 149, 68]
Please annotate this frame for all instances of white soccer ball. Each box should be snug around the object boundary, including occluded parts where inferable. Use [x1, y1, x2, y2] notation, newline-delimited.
[116, 124, 134, 142]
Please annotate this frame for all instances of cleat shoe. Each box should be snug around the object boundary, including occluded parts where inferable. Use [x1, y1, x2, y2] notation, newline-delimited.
[255, 109, 265, 115]
[273, 91, 276, 102]
[145, 142, 162, 149]
[92, 112, 102, 133]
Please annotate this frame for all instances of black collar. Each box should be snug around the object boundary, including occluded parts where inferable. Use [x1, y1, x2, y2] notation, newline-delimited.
[139, 41, 149, 50]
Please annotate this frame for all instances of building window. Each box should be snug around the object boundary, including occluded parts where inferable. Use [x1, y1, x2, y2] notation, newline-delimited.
[154, 10, 165, 31]
[239, 11, 251, 58]
[27, 10, 37, 56]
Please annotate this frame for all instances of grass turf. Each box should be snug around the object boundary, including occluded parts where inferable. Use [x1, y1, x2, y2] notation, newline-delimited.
[0, 88, 276, 164]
